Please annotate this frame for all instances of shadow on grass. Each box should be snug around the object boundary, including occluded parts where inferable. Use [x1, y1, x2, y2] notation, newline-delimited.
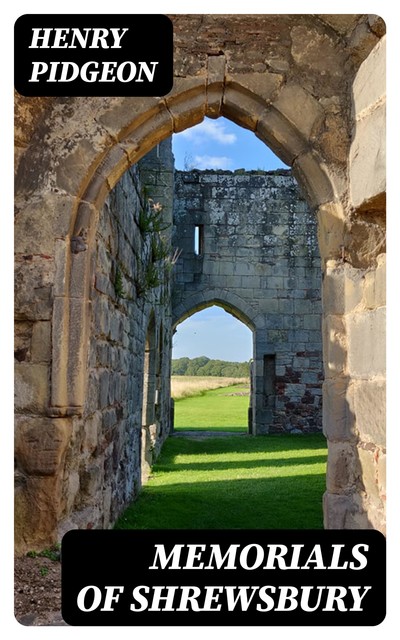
[115, 434, 327, 530]
[163, 433, 327, 458]
[174, 426, 247, 431]
[156, 454, 327, 473]
[115, 472, 326, 530]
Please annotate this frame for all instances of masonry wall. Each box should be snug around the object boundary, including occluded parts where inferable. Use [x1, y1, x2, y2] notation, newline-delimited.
[172, 169, 323, 434]
[51, 143, 174, 540]
[322, 37, 386, 532]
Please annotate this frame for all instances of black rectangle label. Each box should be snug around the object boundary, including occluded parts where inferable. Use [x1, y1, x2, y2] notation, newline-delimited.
[61, 529, 385, 626]
[14, 14, 173, 96]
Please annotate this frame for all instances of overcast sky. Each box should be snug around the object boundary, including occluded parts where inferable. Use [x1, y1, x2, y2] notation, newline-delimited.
[171, 117, 285, 363]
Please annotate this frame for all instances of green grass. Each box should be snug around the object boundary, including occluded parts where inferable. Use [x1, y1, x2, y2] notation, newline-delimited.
[115, 434, 327, 530]
[174, 384, 249, 431]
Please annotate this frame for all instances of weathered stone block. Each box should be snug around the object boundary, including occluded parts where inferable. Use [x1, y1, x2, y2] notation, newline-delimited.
[166, 77, 206, 133]
[353, 380, 386, 448]
[206, 55, 226, 117]
[15, 192, 76, 254]
[80, 465, 102, 499]
[15, 416, 72, 476]
[15, 257, 55, 321]
[82, 411, 102, 454]
[347, 307, 386, 378]
[349, 19, 380, 67]
[363, 254, 386, 309]
[322, 263, 364, 315]
[326, 442, 359, 493]
[222, 84, 267, 131]
[31, 321, 51, 363]
[323, 491, 371, 530]
[97, 96, 160, 138]
[358, 446, 380, 505]
[15, 363, 49, 413]
[350, 103, 386, 211]
[377, 451, 386, 498]
[293, 151, 335, 208]
[227, 72, 283, 103]
[323, 379, 356, 442]
[323, 492, 352, 529]
[99, 370, 110, 409]
[322, 315, 346, 378]
[15, 475, 62, 552]
[66, 471, 80, 513]
[352, 36, 386, 116]
[273, 84, 324, 140]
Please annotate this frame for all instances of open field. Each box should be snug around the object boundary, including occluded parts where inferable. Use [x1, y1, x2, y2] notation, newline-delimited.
[174, 383, 249, 431]
[116, 434, 327, 529]
[171, 375, 249, 400]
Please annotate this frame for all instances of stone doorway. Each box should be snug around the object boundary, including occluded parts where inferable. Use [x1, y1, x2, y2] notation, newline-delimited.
[172, 304, 253, 433]
[15, 16, 386, 551]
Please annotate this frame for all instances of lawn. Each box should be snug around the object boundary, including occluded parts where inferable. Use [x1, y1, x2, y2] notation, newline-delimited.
[174, 383, 249, 431]
[115, 434, 327, 530]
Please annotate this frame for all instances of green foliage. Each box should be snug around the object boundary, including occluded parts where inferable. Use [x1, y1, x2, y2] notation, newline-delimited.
[115, 434, 327, 530]
[40, 566, 49, 577]
[171, 356, 250, 378]
[151, 235, 170, 262]
[26, 544, 61, 562]
[171, 357, 191, 375]
[114, 266, 126, 299]
[138, 200, 169, 235]
[39, 545, 61, 562]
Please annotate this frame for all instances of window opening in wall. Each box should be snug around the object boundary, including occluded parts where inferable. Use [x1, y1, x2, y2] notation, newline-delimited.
[194, 225, 204, 256]
[263, 354, 276, 408]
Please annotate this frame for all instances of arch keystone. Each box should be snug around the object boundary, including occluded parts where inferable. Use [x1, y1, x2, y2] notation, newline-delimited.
[206, 54, 226, 117]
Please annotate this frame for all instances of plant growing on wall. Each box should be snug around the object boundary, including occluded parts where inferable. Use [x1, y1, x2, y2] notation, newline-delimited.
[151, 235, 170, 262]
[138, 199, 170, 235]
[114, 265, 126, 299]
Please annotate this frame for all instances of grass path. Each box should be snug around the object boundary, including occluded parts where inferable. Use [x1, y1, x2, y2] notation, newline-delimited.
[116, 434, 327, 530]
[174, 384, 249, 431]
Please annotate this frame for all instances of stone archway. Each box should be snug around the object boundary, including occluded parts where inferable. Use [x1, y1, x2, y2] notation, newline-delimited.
[38, 78, 338, 424]
[15, 15, 386, 550]
[173, 294, 257, 434]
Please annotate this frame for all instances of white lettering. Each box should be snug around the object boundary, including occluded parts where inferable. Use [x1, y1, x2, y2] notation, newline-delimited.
[77, 585, 102, 612]
[100, 585, 124, 612]
[149, 544, 185, 570]
[130, 585, 150, 612]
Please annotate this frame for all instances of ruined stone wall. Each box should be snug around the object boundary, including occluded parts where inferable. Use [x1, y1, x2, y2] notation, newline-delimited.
[57, 141, 174, 537]
[14, 15, 386, 549]
[172, 169, 323, 434]
[15, 141, 175, 548]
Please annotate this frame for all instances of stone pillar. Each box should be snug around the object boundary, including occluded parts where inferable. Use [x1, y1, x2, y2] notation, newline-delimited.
[323, 36, 386, 533]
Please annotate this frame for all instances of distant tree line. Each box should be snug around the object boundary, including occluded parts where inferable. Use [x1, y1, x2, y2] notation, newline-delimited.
[171, 356, 250, 378]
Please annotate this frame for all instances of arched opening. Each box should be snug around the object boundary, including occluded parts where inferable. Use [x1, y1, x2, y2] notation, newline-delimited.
[173, 115, 288, 171]
[14, 19, 386, 550]
[172, 305, 253, 433]
[16, 87, 334, 545]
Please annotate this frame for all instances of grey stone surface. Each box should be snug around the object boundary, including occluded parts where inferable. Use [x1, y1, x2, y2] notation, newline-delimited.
[172, 169, 323, 434]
